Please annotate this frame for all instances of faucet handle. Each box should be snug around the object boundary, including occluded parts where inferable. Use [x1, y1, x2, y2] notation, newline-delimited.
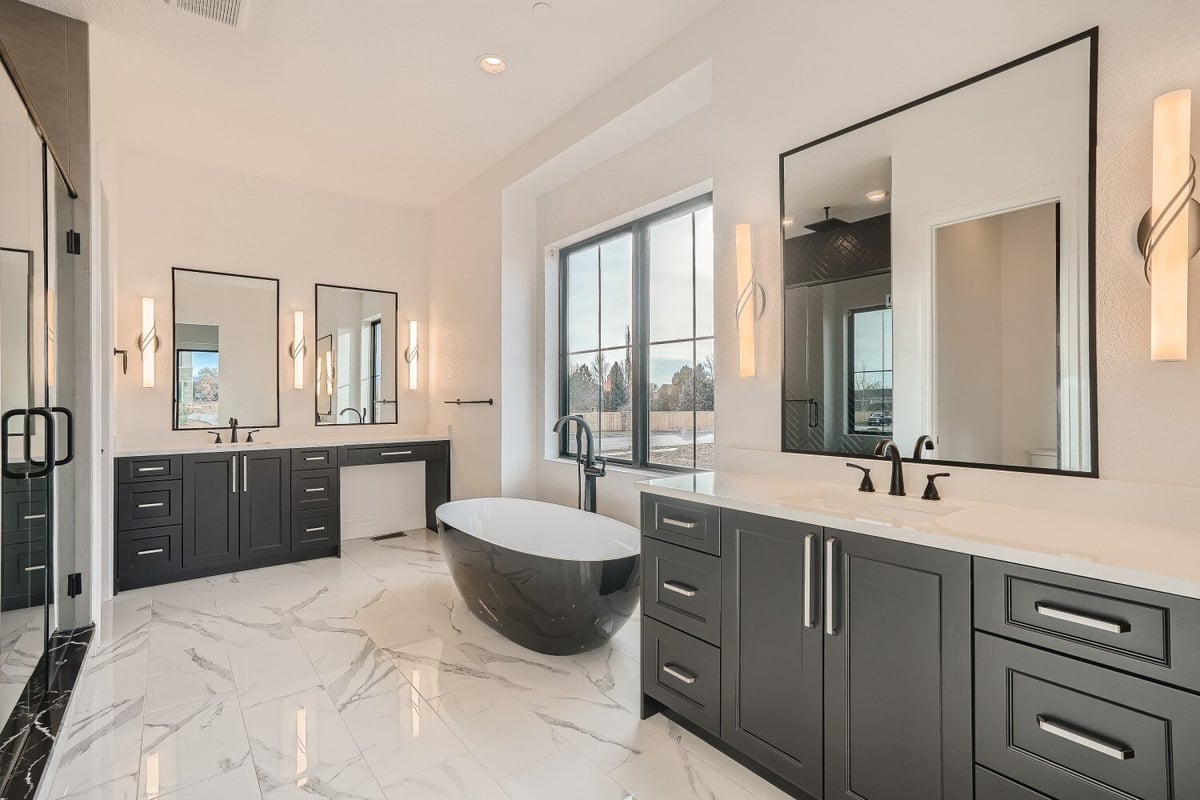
[245, 429, 261, 443]
[922, 473, 950, 501]
[846, 463, 875, 493]
[208, 430, 223, 445]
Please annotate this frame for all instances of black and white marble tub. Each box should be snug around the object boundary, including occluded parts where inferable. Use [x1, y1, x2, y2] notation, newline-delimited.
[436, 498, 640, 655]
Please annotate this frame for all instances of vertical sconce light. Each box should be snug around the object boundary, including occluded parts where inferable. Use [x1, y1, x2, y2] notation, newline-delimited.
[289, 310, 306, 389]
[1139, 89, 1199, 361]
[138, 297, 158, 388]
[405, 320, 419, 390]
[735, 224, 766, 377]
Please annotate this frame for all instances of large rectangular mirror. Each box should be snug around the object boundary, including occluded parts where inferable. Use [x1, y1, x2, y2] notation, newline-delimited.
[781, 30, 1097, 475]
[315, 283, 398, 425]
[172, 268, 280, 429]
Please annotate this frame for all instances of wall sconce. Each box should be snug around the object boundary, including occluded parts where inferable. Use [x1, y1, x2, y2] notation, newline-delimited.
[1139, 89, 1199, 361]
[735, 224, 766, 377]
[405, 320, 419, 390]
[288, 310, 306, 389]
[138, 297, 159, 388]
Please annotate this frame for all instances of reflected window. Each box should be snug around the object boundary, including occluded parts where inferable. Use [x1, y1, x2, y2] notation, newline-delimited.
[846, 306, 892, 435]
[176, 349, 220, 428]
[560, 193, 715, 471]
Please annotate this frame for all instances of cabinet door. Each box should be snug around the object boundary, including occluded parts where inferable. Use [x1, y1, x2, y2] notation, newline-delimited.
[721, 509, 823, 797]
[823, 529, 972, 800]
[182, 453, 240, 569]
[239, 450, 291, 562]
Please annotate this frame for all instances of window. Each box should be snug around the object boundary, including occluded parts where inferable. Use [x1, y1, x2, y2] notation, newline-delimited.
[560, 194, 714, 470]
[176, 349, 220, 428]
[847, 305, 892, 435]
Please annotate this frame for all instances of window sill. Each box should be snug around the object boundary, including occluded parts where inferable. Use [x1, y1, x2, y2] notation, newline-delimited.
[545, 457, 705, 480]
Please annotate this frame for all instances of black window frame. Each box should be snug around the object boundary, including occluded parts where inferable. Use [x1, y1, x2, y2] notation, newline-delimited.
[558, 192, 714, 472]
[845, 304, 893, 437]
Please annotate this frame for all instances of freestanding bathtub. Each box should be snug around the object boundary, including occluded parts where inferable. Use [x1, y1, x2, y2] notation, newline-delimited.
[435, 498, 641, 655]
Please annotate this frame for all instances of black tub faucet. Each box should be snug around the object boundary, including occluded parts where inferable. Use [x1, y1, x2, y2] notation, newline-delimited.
[552, 415, 607, 513]
[913, 435, 935, 460]
[873, 439, 905, 496]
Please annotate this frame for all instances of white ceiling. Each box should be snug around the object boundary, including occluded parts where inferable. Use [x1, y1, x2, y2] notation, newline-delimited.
[30, 0, 720, 208]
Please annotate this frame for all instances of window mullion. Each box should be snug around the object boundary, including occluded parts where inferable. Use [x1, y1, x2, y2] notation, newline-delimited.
[632, 220, 648, 469]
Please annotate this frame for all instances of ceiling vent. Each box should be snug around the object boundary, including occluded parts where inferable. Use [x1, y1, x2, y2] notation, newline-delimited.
[165, 0, 248, 30]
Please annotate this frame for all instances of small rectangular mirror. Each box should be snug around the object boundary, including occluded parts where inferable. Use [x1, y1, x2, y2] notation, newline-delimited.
[315, 283, 398, 425]
[780, 30, 1096, 475]
[172, 268, 280, 430]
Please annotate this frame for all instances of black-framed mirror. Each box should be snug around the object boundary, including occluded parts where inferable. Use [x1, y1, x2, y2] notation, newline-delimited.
[172, 267, 280, 430]
[780, 29, 1098, 476]
[314, 283, 399, 425]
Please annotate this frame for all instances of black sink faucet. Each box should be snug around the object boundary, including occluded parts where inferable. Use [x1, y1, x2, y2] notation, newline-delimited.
[873, 439, 905, 496]
[228, 417, 240, 444]
[912, 435, 935, 460]
[552, 414, 607, 513]
[339, 407, 363, 424]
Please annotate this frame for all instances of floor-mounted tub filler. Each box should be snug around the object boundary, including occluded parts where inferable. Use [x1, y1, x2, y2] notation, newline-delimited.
[436, 497, 640, 655]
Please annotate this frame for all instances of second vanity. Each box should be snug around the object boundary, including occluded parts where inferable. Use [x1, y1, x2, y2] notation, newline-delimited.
[113, 436, 450, 592]
[637, 472, 1200, 800]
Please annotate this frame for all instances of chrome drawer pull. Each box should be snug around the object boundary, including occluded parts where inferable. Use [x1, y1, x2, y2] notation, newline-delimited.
[137, 502, 165, 509]
[137, 548, 164, 556]
[23, 513, 46, 521]
[1034, 602, 1130, 634]
[137, 466, 165, 472]
[305, 526, 326, 533]
[803, 532, 816, 628]
[662, 663, 697, 685]
[304, 456, 325, 461]
[1036, 715, 1134, 761]
[661, 517, 698, 530]
[662, 581, 697, 597]
[24, 565, 45, 572]
[381, 450, 413, 457]
[305, 487, 325, 493]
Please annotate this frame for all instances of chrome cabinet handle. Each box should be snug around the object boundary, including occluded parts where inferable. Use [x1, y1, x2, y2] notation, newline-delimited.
[231, 455, 237, 493]
[137, 466, 165, 473]
[381, 450, 412, 457]
[304, 456, 325, 462]
[1036, 715, 1134, 761]
[24, 564, 45, 572]
[803, 532, 816, 628]
[305, 487, 325, 493]
[661, 517, 698, 530]
[23, 513, 46, 521]
[137, 548, 164, 556]
[662, 581, 697, 598]
[662, 664, 697, 685]
[137, 502, 165, 509]
[825, 537, 838, 636]
[1034, 602, 1130, 634]
[243, 455, 248, 493]
[305, 526, 326, 533]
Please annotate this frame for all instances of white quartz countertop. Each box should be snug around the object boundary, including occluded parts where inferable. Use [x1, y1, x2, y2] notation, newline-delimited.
[114, 432, 450, 458]
[639, 471, 1200, 599]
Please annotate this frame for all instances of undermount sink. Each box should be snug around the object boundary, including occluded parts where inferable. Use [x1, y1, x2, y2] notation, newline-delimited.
[778, 489, 961, 527]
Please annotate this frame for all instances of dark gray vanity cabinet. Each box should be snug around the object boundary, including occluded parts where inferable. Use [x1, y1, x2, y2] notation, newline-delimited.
[181, 452, 241, 570]
[238, 450, 292, 560]
[721, 510, 824, 797]
[823, 530, 972, 800]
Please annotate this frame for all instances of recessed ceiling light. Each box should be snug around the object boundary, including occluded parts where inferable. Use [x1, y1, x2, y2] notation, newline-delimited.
[782, 217, 795, 226]
[478, 55, 507, 74]
[532, 1, 553, 14]
[865, 189, 889, 202]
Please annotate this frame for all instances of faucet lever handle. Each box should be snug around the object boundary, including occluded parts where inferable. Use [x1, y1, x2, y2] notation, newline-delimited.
[922, 473, 950, 501]
[208, 430, 223, 445]
[846, 463, 874, 493]
[245, 429, 261, 443]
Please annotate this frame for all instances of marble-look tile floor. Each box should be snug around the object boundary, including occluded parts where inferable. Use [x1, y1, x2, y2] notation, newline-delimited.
[46, 531, 795, 800]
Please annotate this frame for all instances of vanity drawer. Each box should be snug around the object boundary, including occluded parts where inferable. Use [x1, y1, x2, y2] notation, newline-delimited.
[2, 493, 48, 535]
[643, 617, 721, 736]
[641, 493, 720, 556]
[1, 541, 47, 610]
[340, 442, 446, 467]
[117, 480, 183, 530]
[117, 526, 182, 588]
[976, 632, 1200, 800]
[292, 508, 339, 550]
[117, 455, 182, 483]
[975, 767, 1052, 800]
[643, 538, 722, 645]
[975, 558, 1200, 691]
[291, 447, 337, 471]
[291, 469, 338, 510]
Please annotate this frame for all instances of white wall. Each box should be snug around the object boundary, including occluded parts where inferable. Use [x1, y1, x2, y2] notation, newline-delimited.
[429, 0, 1200, 525]
[111, 146, 431, 450]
